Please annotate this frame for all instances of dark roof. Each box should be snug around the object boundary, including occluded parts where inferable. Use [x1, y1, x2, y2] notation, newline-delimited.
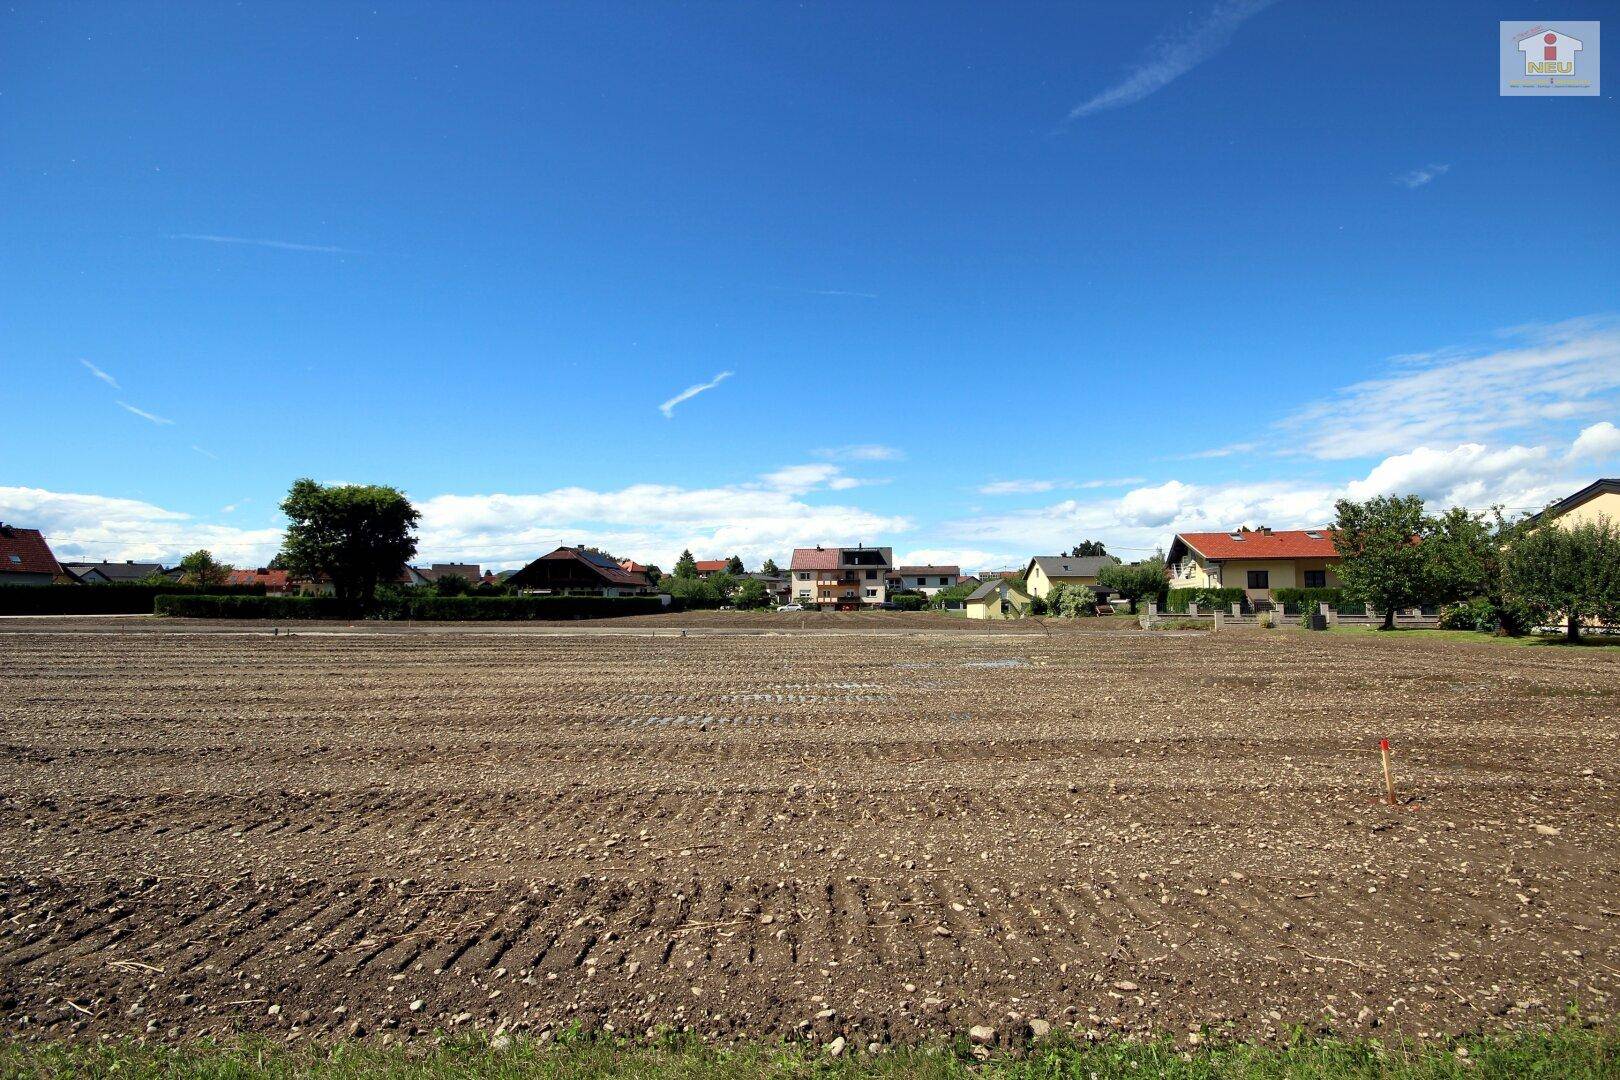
[509, 546, 648, 588]
[1527, 479, 1620, 525]
[63, 560, 165, 581]
[896, 565, 960, 576]
[0, 526, 62, 576]
[966, 578, 1027, 602]
[421, 563, 481, 581]
[1169, 529, 1338, 562]
[1026, 555, 1115, 579]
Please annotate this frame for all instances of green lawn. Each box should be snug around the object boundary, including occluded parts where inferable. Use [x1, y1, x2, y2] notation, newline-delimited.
[1308, 625, 1620, 649]
[3, 1027, 1617, 1080]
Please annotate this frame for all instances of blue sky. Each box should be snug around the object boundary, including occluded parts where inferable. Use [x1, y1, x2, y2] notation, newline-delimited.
[3, 1, 1617, 572]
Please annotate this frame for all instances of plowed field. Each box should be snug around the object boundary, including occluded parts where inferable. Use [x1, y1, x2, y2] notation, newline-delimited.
[2, 618, 1616, 1049]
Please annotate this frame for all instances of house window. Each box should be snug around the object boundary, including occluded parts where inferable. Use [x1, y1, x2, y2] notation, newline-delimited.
[865, 588, 877, 598]
[1246, 570, 1270, 589]
[6, 555, 19, 564]
[865, 569, 877, 580]
[937, 576, 948, 586]
[1303, 570, 1326, 588]
[797, 572, 810, 581]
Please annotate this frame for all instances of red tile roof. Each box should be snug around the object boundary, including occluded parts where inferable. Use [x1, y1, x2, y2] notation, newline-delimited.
[693, 559, 729, 573]
[618, 559, 649, 573]
[1174, 529, 1338, 561]
[224, 568, 291, 590]
[0, 526, 62, 576]
[790, 547, 840, 571]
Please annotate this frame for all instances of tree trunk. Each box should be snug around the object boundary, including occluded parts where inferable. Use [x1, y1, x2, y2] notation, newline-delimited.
[1382, 607, 1395, 630]
[1567, 615, 1581, 643]
[1128, 597, 1139, 614]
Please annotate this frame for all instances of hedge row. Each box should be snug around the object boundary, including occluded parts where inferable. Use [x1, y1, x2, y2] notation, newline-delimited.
[155, 594, 668, 621]
[1163, 587, 1246, 613]
[0, 583, 265, 616]
[1274, 587, 1349, 614]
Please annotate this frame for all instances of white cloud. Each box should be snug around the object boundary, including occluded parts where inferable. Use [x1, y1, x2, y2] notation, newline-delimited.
[1568, 421, 1620, 462]
[191, 445, 219, 459]
[1066, 0, 1278, 120]
[1343, 442, 1563, 509]
[80, 359, 119, 389]
[816, 444, 905, 462]
[117, 401, 174, 426]
[1183, 441, 1258, 460]
[658, 371, 732, 418]
[0, 486, 281, 566]
[168, 233, 359, 255]
[978, 477, 1145, 495]
[1281, 317, 1620, 460]
[1396, 163, 1451, 189]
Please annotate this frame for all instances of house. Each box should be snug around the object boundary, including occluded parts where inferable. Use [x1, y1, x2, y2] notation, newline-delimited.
[1166, 527, 1339, 608]
[506, 546, 652, 596]
[747, 572, 793, 605]
[1526, 478, 1620, 531]
[0, 525, 64, 586]
[1023, 555, 1118, 599]
[692, 559, 732, 578]
[418, 563, 482, 583]
[294, 565, 432, 595]
[789, 545, 893, 609]
[892, 565, 961, 597]
[62, 560, 166, 584]
[224, 568, 294, 593]
[963, 577, 1031, 620]
[618, 559, 651, 575]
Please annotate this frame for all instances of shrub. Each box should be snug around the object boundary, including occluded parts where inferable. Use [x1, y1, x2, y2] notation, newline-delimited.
[1439, 598, 1495, 632]
[1164, 587, 1244, 613]
[1274, 587, 1344, 615]
[0, 583, 264, 616]
[155, 594, 667, 620]
[889, 590, 928, 612]
[1026, 595, 1048, 616]
[662, 575, 725, 610]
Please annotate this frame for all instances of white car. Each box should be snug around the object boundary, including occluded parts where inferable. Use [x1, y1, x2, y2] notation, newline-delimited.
[776, 604, 804, 612]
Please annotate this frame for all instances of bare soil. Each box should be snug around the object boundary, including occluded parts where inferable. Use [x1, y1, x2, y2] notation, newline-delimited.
[2, 616, 1616, 1049]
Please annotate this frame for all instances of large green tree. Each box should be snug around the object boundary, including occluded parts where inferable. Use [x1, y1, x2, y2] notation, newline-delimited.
[724, 555, 746, 575]
[733, 577, 770, 609]
[1332, 495, 1431, 630]
[672, 550, 698, 578]
[1507, 517, 1620, 642]
[177, 549, 231, 588]
[1096, 557, 1163, 614]
[1068, 540, 1108, 557]
[760, 558, 780, 576]
[1425, 506, 1528, 634]
[277, 479, 420, 612]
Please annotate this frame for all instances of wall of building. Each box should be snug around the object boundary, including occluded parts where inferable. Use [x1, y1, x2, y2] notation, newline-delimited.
[1169, 554, 1340, 591]
[1025, 564, 1101, 598]
[1548, 490, 1620, 530]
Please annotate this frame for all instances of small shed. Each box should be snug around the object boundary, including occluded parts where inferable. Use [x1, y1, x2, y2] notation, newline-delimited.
[963, 578, 1030, 620]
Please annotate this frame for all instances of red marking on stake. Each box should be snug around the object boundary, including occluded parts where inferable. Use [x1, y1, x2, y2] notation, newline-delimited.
[1379, 738, 1390, 752]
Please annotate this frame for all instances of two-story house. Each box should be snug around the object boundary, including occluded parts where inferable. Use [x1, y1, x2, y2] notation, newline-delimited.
[789, 545, 893, 609]
[891, 564, 961, 597]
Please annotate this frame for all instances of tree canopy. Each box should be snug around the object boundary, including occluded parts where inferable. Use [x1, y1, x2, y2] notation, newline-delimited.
[672, 550, 698, 578]
[1068, 540, 1108, 557]
[1332, 495, 1431, 629]
[277, 479, 419, 612]
[724, 555, 746, 575]
[177, 549, 231, 588]
[1507, 517, 1620, 642]
[1096, 558, 1165, 614]
[760, 558, 780, 576]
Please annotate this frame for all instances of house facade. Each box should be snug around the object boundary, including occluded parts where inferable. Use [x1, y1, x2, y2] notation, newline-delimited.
[1166, 527, 1340, 605]
[1023, 555, 1117, 599]
[1527, 478, 1620, 531]
[224, 568, 294, 593]
[892, 565, 960, 597]
[507, 546, 652, 596]
[0, 525, 64, 586]
[789, 545, 893, 608]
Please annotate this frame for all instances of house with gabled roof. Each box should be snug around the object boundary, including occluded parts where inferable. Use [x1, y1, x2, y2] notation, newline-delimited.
[1527, 478, 1620, 532]
[1023, 555, 1118, 599]
[0, 525, 65, 586]
[1166, 526, 1339, 607]
[507, 546, 652, 596]
[892, 565, 961, 597]
[61, 560, 167, 584]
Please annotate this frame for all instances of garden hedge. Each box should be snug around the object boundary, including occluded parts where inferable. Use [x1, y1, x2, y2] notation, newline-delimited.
[0, 583, 264, 616]
[1164, 587, 1245, 613]
[1274, 587, 1346, 614]
[155, 593, 667, 620]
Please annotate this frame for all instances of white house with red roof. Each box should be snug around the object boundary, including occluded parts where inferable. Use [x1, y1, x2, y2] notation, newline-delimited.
[789, 544, 893, 608]
[1166, 526, 1340, 606]
[0, 524, 64, 586]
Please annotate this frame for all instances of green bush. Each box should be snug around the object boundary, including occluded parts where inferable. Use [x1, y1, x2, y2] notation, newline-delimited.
[1164, 587, 1244, 613]
[0, 583, 264, 616]
[1439, 598, 1494, 631]
[1274, 587, 1344, 614]
[155, 594, 667, 620]
[889, 590, 928, 611]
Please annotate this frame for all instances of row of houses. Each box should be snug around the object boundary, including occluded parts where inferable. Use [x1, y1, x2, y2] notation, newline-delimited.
[4, 478, 1616, 605]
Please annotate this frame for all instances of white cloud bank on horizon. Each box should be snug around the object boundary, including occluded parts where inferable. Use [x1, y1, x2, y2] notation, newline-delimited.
[1066, 0, 1278, 120]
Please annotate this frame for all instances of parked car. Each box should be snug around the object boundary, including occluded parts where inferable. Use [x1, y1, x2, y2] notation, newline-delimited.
[776, 603, 804, 612]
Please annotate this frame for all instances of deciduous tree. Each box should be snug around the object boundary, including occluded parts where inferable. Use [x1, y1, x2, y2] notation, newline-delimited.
[1333, 495, 1430, 630]
[1507, 516, 1620, 642]
[177, 549, 231, 588]
[278, 479, 419, 613]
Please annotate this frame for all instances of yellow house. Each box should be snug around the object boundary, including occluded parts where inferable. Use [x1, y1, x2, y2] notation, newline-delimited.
[1022, 555, 1116, 598]
[963, 578, 1030, 620]
[1526, 478, 1620, 531]
[1165, 527, 1340, 605]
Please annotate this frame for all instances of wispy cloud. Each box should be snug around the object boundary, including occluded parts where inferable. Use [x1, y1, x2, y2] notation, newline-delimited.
[117, 401, 174, 426]
[978, 476, 1148, 495]
[191, 445, 219, 460]
[1183, 441, 1259, 460]
[768, 286, 879, 300]
[1065, 0, 1278, 121]
[1396, 163, 1451, 189]
[168, 233, 361, 255]
[80, 359, 120, 389]
[816, 444, 905, 462]
[658, 371, 733, 418]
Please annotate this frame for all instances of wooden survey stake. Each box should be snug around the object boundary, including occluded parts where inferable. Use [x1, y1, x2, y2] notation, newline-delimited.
[1379, 738, 1396, 805]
